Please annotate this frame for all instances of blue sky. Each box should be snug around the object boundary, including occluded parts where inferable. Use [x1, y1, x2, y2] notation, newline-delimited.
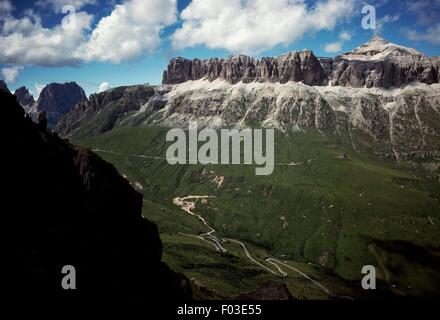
[0, 0, 439, 97]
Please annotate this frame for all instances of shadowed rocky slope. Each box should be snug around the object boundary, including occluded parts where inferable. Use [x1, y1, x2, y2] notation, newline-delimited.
[2, 90, 191, 299]
[14, 86, 35, 109]
[28, 82, 86, 128]
[0, 79, 10, 93]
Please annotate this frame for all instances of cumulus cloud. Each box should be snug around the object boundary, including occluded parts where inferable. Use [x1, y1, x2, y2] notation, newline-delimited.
[1, 65, 23, 83]
[404, 0, 440, 45]
[0, 0, 177, 66]
[375, 14, 399, 34]
[172, 0, 356, 54]
[323, 31, 352, 54]
[98, 82, 111, 93]
[324, 42, 342, 53]
[0, 0, 12, 14]
[407, 0, 440, 26]
[339, 31, 352, 41]
[35, 83, 47, 98]
[0, 7, 93, 66]
[78, 0, 177, 63]
[406, 23, 440, 45]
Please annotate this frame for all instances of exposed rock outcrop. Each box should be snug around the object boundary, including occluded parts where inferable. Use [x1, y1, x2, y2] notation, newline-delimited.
[158, 82, 337, 132]
[55, 85, 167, 138]
[0, 79, 10, 93]
[163, 37, 439, 89]
[55, 79, 440, 171]
[56, 37, 440, 179]
[14, 86, 35, 109]
[329, 36, 439, 88]
[2, 90, 191, 299]
[163, 51, 328, 86]
[29, 82, 86, 127]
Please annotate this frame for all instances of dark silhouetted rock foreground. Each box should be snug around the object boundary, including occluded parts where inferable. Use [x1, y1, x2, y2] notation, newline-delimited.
[2, 90, 191, 299]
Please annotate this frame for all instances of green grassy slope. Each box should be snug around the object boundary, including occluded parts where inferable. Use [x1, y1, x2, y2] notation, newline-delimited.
[75, 126, 440, 298]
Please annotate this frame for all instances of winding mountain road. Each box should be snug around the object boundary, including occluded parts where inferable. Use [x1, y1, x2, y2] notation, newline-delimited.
[173, 195, 333, 296]
[90, 149, 332, 296]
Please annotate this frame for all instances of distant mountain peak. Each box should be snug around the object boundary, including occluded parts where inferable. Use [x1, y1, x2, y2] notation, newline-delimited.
[342, 36, 423, 61]
[0, 80, 11, 94]
[28, 81, 86, 128]
[14, 86, 35, 109]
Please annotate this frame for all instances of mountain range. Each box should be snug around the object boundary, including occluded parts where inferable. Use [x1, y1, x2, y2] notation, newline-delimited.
[163, 37, 439, 88]
[4, 36, 440, 298]
[52, 37, 440, 181]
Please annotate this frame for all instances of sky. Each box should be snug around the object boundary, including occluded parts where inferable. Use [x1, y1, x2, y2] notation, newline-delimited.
[0, 0, 439, 97]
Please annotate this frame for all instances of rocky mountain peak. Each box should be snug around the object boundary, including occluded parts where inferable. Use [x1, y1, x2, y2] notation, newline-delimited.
[163, 50, 327, 85]
[29, 81, 86, 127]
[14, 86, 35, 109]
[0, 80, 10, 93]
[163, 37, 438, 89]
[342, 35, 423, 61]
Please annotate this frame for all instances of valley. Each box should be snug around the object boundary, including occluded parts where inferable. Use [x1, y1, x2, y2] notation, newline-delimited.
[75, 126, 440, 299]
[7, 35, 437, 299]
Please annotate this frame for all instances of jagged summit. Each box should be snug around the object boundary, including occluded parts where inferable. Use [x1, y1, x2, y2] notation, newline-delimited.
[0, 80, 10, 93]
[163, 36, 439, 89]
[341, 35, 423, 61]
[27, 81, 86, 128]
[14, 86, 34, 109]
[163, 49, 326, 85]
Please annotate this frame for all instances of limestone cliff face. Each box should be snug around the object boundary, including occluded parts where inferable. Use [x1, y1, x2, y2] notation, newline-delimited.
[2, 90, 191, 298]
[329, 37, 439, 88]
[163, 37, 439, 89]
[55, 85, 163, 138]
[56, 37, 440, 180]
[163, 51, 328, 86]
[55, 79, 440, 175]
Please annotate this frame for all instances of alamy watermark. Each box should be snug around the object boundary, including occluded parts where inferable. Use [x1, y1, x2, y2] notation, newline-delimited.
[166, 122, 275, 176]
[61, 5, 76, 30]
[361, 265, 376, 290]
[61, 265, 76, 290]
[362, 4, 377, 30]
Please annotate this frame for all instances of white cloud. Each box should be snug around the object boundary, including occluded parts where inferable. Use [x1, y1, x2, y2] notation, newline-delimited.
[406, 23, 440, 45]
[1, 65, 23, 83]
[172, 0, 356, 54]
[0, 0, 12, 14]
[324, 42, 342, 53]
[35, 83, 47, 98]
[375, 14, 399, 34]
[323, 31, 352, 54]
[407, 0, 440, 25]
[77, 0, 177, 63]
[98, 82, 111, 93]
[0, 9, 93, 66]
[339, 31, 352, 41]
[0, 0, 177, 66]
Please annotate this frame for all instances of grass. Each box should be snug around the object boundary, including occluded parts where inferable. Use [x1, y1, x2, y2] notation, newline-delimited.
[75, 126, 440, 298]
